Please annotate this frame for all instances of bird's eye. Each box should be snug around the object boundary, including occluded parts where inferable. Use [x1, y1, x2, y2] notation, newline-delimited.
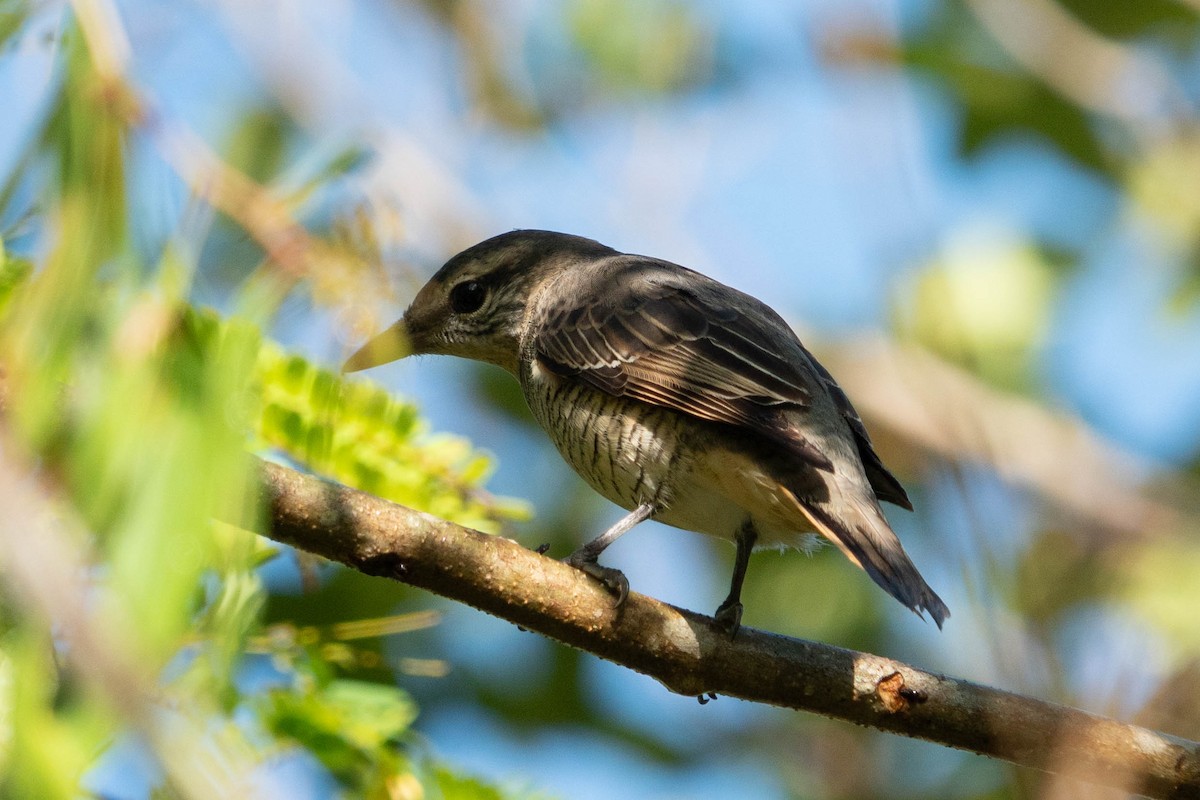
[449, 280, 487, 314]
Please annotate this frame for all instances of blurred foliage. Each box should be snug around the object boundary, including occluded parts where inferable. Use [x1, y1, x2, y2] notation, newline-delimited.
[187, 307, 530, 531]
[1127, 132, 1200, 310]
[1053, 0, 1200, 45]
[900, 1, 1197, 180]
[417, 0, 715, 125]
[895, 225, 1059, 391]
[0, 11, 528, 800]
[563, 0, 713, 95]
[903, 4, 1114, 175]
[0, 242, 29, 317]
[1125, 540, 1200, 654]
[416, 0, 548, 130]
[258, 678, 419, 794]
[227, 107, 294, 186]
[897, 0, 1200, 310]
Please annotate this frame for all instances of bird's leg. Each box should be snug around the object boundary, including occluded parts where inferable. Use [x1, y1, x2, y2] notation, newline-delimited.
[564, 501, 656, 608]
[715, 520, 758, 638]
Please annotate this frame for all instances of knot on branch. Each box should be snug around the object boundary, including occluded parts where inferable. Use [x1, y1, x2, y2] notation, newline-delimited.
[357, 552, 408, 580]
[875, 671, 927, 714]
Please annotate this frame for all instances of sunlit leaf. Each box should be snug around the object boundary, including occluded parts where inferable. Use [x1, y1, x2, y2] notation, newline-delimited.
[565, 0, 712, 94]
[894, 224, 1058, 390]
[432, 763, 520, 800]
[259, 678, 418, 794]
[252, 329, 532, 530]
[1124, 540, 1200, 653]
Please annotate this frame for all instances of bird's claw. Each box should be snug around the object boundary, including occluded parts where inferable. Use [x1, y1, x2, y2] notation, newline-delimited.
[714, 600, 743, 639]
[564, 551, 630, 608]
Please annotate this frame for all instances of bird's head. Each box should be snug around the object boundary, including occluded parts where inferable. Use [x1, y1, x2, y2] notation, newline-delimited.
[343, 229, 616, 375]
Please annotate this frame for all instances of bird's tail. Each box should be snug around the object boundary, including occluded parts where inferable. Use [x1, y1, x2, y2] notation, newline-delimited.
[790, 483, 950, 628]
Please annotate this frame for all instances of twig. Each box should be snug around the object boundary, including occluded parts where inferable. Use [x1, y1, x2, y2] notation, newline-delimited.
[963, 0, 1190, 123]
[820, 335, 1185, 538]
[259, 458, 1200, 800]
[70, 0, 319, 281]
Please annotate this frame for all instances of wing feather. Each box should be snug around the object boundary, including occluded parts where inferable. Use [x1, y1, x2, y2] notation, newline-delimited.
[535, 262, 831, 469]
[534, 259, 908, 503]
[799, 344, 912, 510]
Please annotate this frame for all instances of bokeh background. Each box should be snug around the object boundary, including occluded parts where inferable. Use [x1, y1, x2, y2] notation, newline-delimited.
[3, 1, 1200, 798]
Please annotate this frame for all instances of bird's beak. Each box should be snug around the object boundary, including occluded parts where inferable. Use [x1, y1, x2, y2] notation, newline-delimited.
[342, 320, 413, 373]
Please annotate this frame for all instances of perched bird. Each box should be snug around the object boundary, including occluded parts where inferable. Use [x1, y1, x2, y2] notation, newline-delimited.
[345, 230, 949, 635]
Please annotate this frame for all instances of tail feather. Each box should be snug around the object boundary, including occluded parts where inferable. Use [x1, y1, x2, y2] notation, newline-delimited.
[793, 490, 949, 628]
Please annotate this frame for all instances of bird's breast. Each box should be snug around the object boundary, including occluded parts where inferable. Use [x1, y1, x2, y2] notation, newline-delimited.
[522, 359, 805, 543]
[522, 360, 689, 511]
[522, 359, 835, 555]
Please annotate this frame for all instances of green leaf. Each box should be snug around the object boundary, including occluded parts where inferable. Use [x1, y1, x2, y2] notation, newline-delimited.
[0, 243, 32, 316]
[172, 305, 530, 530]
[1054, 0, 1199, 44]
[251, 327, 532, 530]
[0, 629, 113, 800]
[323, 680, 419, 746]
[431, 764, 515, 800]
[1125, 540, 1200, 653]
[260, 678, 417, 794]
[894, 224, 1059, 391]
[224, 105, 293, 185]
[0, 3, 31, 50]
[904, 3, 1115, 177]
[565, 0, 712, 94]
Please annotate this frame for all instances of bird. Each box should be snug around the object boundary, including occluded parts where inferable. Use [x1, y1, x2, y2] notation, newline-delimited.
[344, 229, 949, 636]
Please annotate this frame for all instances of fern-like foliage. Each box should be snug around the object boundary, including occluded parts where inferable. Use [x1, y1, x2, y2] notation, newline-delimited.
[183, 308, 532, 532]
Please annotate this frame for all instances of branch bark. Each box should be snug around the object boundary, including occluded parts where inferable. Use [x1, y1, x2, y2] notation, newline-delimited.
[260, 459, 1200, 800]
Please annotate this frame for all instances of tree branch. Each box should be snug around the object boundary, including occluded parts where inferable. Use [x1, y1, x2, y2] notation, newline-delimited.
[820, 335, 1185, 539]
[259, 459, 1200, 799]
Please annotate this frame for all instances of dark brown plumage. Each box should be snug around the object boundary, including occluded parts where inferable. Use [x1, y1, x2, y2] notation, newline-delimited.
[345, 230, 949, 635]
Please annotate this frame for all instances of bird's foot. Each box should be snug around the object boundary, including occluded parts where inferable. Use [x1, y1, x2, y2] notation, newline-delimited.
[564, 551, 629, 607]
[713, 600, 743, 639]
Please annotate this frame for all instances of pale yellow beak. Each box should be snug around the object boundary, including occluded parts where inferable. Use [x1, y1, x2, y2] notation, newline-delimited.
[342, 321, 412, 373]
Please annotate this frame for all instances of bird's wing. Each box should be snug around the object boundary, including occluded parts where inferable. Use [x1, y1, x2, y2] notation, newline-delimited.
[534, 263, 836, 471]
[799, 346, 912, 510]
